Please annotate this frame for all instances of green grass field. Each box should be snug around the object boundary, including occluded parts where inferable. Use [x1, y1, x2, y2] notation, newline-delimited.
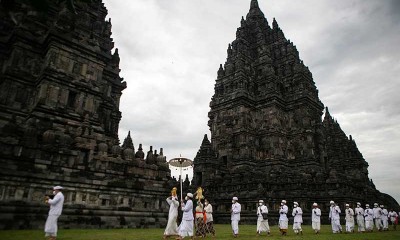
[0, 224, 399, 240]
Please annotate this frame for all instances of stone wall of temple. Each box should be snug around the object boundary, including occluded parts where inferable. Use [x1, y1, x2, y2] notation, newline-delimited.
[193, 0, 399, 224]
[0, 0, 175, 229]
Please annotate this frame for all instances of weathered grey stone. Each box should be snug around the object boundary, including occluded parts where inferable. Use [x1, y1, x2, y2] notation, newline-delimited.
[192, 0, 399, 224]
[0, 0, 176, 230]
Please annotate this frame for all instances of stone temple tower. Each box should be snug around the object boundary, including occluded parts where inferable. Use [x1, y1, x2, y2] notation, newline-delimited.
[0, 0, 172, 229]
[193, 0, 398, 223]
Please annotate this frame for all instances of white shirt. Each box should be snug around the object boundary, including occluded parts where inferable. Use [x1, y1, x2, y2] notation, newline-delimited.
[355, 207, 364, 218]
[204, 204, 213, 223]
[257, 204, 268, 221]
[312, 208, 321, 222]
[279, 205, 288, 221]
[381, 208, 388, 220]
[292, 206, 303, 223]
[48, 192, 64, 216]
[373, 207, 382, 219]
[181, 199, 194, 221]
[345, 208, 354, 221]
[166, 197, 179, 218]
[329, 205, 341, 220]
[388, 211, 398, 221]
[231, 202, 241, 221]
[364, 208, 373, 221]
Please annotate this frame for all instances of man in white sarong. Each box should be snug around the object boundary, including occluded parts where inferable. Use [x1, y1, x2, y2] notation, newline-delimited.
[364, 204, 374, 232]
[388, 209, 398, 230]
[44, 186, 64, 240]
[279, 200, 289, 235]
[256, 200, 270, 236]
[231, 196, 241, 238]
[163, 187, 179, 239]
[355, 202, 365, 232]
[381, 205, 389, 231]
[329, 200, 342, 233]
[373, 203, 383, 231]
[345, 203, 355, 233]
[292, 201, 303, 235]
[178, 193, 194, 239]
[311, 203, 321, 234]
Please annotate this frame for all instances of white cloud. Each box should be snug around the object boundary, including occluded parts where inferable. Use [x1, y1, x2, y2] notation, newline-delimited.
[106, 0, 400, 204]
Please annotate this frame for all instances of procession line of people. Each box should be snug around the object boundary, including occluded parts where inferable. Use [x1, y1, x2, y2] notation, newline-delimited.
[163, 186, 399, 239]
[164, 188, 216, 240]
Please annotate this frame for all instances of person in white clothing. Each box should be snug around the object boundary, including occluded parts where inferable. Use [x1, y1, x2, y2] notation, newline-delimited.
[292, 202, 303, 235]
[279, 200, 289, 235]
[345, 204, 355, 233]
[231, 196, 241, 238]
[311, 203, 321, 234]
[329, 200, 342, 233]
[256, 200, 270, 236]
[381, 205, 389, 231]
[372, 203, 383, 231]
[204, 199, 215, 237]
[388, 209, 398, 230]
[163, 187, 179, 239]
[178, 193, 194, 240]
[355, 202, 365, 232]
[364, 204, 374, 232]
[44, 186, 65, 240]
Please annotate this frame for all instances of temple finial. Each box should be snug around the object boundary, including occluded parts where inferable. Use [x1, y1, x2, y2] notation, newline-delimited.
[246, 0, 265, 20]
[273, 18, 279, 29]
[250, 0, 259, 9]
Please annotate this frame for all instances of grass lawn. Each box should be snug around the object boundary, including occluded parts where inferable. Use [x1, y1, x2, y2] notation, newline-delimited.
[0, 224, 399, 240]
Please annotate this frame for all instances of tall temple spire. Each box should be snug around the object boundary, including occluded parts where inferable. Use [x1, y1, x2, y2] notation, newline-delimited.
[195, 0, 400, 222]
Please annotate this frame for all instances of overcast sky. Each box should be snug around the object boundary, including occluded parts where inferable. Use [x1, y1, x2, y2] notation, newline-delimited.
[105, 0, 400, 204]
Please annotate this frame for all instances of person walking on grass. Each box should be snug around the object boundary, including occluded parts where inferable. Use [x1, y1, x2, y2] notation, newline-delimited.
[345, 203, 355, 233]
[44, 186, 64, 240]
[256, 200, 270, 236]
[311, 203, 321, 234]
[388, 209, 398, 230]
[373, 203, 383, 231]
[204, 199, 216, 237]
[195, 199, 206, 238]
[178, 193, 194, 240]
[292, 201, 303, 235]
[364, 204, 374, 232]
[163, 187, 179, 240]
[231, 196, 241, 238]
[279, 200, 289, 236]
[381, 205, 389, 231]
[329, 200, 342, 234]
[355, 202, 365, 233]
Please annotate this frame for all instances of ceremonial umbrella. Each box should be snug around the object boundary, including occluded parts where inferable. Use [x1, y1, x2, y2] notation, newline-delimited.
[168, 156, 193, 201]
